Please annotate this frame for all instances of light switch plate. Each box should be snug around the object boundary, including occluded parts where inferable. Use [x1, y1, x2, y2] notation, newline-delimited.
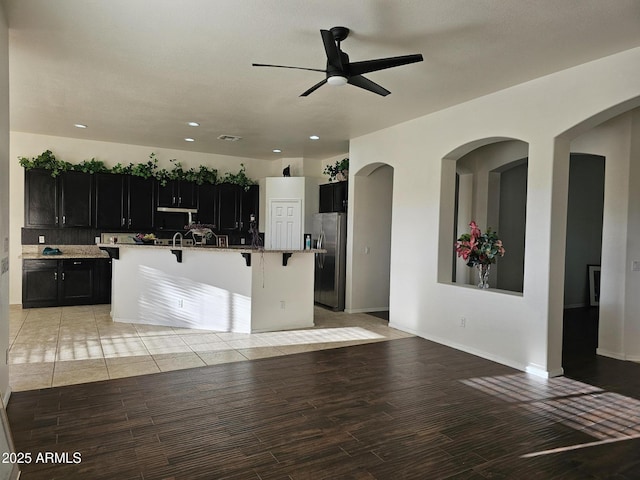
[633, 261, 640, 272]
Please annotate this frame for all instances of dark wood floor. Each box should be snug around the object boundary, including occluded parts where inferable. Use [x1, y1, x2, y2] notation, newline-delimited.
[7, 310, 640, 479]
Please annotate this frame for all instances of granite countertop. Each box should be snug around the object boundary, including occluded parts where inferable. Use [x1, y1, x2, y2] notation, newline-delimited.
[96, 243, 324, 254]
[22, 245, 110, 260]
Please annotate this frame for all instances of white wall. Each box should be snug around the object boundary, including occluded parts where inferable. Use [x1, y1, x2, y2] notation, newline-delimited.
[349, 46, 640, 377]
[8, 132, 282, 305]
[0, 6, 10, 402]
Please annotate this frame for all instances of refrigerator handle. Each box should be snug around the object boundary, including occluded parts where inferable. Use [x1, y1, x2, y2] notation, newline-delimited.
[317, 231, 325, 268]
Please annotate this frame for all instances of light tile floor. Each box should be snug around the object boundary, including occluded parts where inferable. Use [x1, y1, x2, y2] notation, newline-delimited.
[8, 304, 412, 391]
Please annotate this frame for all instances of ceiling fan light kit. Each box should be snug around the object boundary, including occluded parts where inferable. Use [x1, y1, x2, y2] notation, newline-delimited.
[253, 26, 423, 97]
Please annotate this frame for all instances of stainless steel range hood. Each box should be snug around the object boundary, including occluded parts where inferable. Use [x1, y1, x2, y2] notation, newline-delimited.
[156, 206, 198, 226]
[156, 207, 198, 214]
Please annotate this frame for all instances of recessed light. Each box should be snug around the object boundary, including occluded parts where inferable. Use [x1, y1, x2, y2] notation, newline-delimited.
[187, 122, 200, 127]
[273, 149, 282, 153]
[309, 135, 320, 140]
[74, 124, 87, 129]
[184, 137, 195, 142]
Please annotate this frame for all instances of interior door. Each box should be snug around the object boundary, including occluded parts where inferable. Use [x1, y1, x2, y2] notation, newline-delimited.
[270, 199, 302, 250]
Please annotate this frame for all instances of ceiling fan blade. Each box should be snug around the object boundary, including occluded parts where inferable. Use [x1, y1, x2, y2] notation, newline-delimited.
[252, 63, 326, 73]
[300, 78, 328, 97]
[347, 75, 391, 96]
[348, 54, 423, 76]
[320, 29, 342, 69]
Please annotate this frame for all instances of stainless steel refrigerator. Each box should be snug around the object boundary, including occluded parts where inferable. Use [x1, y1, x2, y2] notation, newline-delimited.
[313, 212, 347, 311]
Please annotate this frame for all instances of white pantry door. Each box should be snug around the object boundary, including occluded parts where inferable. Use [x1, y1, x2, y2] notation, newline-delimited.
[270, 199, 302, 250]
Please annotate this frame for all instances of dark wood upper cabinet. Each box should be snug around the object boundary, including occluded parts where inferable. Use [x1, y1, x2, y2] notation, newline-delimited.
[59, 171, 93, 227]
[24, 169, 58, 227]
[217, 183, 242, 231]
[94, 173, 125, 229]
[25, 169, 93, 228]
[196, 183, 218, 227]
[216, 183, 259, 233]
[127, 176, 155, 230]
[94, 174, 154, 230]
[240, 185, 259, 233]
[319, 181, 348, 213]
[157, 180, 197, 209]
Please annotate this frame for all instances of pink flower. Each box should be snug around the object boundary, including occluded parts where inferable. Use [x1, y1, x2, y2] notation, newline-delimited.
[469, 221, 481, 239]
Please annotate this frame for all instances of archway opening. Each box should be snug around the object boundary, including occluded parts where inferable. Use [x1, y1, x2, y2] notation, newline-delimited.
[347, 163, 394, 316]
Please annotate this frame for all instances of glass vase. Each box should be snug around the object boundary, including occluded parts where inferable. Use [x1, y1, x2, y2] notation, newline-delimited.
[476, 264, 490, 289]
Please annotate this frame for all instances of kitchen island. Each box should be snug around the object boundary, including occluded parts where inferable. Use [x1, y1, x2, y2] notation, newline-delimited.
[98, 243, 321, 333]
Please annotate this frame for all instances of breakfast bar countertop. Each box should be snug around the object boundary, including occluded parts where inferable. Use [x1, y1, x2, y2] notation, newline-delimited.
[96, 243, 324, 254]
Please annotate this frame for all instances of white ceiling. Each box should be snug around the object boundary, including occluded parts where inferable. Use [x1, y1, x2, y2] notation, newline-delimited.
[5, 0, 640, 161]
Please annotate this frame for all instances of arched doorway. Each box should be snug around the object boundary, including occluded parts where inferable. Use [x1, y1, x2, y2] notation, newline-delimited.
[346, 163, 393, 315]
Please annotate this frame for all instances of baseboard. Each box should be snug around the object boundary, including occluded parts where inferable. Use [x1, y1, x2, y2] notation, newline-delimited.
[388, 322, 565, 378]
[526, 364, 564, 378]
[344, 307, 389, 314]
[597, 348, 640, 362]
[596, 348, 626, 360]
[389, 322, 530, 373]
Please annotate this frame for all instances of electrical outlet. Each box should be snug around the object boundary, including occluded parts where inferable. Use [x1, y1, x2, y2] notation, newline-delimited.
[3, 237, 7, 253]
[178, 299, 184, 308]
[460, 317, 466, 328]
[38, 235, 46, 244]
[95, 236, 101, 244]
[632, 261, 640, 272]
[364, 246, 370, 254]
[280, 301, 286, 309]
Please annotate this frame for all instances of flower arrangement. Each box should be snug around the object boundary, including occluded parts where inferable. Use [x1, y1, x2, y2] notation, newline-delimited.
[133, 233, 156, 244]
[184, 223, 215, 242]
[455, 221, 505, 266]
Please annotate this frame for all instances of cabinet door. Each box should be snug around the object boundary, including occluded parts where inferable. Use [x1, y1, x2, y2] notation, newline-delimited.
[25, 169, 58, 227]
[319, 184, 333, 213]
[22, 260, 59, 308]
[240, 185, 259, 233]
[60, 259, 94, 305]
[333, 181, 348, 212]
[319, 182, 347, 213]
[128, 176, 155, 230]
[60, 171, 93, 227]
[156, 180, 177, 208]
[217, 184, 241, 231]
[177, 181, 198, 209]
[95, 173, 125, 229]
[197, 183, 217, 226]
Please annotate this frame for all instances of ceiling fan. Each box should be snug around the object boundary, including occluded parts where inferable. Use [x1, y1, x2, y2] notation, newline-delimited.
[252, 26, 423, 97]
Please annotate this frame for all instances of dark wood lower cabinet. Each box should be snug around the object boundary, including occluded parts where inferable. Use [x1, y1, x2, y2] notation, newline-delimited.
[22, 258, 111, 308]
[22, 260, 58, 308]
[59, 259, 94, 305]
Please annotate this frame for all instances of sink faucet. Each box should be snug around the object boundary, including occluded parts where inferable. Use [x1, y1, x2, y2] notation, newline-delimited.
[172, 232, 183, 247]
